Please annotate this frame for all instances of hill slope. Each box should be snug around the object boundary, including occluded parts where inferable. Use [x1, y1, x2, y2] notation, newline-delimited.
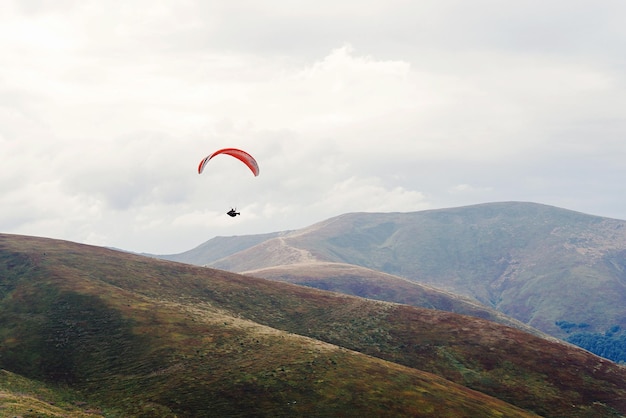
[0, 369, 104, 417]
[189, 202, 626, 341]
[2, 233, 626, 417]
[243, 261, 551, 339]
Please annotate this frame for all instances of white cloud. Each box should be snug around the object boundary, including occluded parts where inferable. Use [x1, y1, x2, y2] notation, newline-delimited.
[1, 0, 626, 253]
[316, 176, 429, 214]
[449, 184, 494, 194]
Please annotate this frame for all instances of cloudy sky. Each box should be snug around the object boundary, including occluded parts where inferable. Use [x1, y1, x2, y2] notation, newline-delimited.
[2, 0, 626, 254]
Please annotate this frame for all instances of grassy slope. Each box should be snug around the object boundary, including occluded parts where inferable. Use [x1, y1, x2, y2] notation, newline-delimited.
[0, 234, 534, 417]
[243, 261, 552, 339]
[0, 370, 104, 417]
[1, 234, 626, 417]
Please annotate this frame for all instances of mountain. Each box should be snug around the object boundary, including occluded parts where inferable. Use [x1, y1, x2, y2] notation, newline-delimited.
[2, 233, 626, 417]
[167, 202, 626, 344]
[152, 230, 288, 265]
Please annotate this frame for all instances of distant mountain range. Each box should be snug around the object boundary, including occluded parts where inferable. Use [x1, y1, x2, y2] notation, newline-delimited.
[1, 233, 626, 416]
[156, 202, 626, 359]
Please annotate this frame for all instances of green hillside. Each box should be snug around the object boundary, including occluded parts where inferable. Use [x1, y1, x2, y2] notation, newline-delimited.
[243, 261, 551, 339]
[0, 369, 103, 417]
[2, 233, 626, 417]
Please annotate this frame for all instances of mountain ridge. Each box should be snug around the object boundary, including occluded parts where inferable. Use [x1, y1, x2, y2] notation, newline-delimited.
[158, 202, 626, 344]
[2, 233, 626, 416]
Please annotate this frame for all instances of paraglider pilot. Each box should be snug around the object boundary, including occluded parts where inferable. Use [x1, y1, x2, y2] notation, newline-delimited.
[227, 208, 240, 217]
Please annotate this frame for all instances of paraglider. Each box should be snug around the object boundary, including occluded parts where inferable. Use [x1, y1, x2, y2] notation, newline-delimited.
[198, 148, 259, 217]
[198, 148, 259, 176]
[226, 208, 240, 217]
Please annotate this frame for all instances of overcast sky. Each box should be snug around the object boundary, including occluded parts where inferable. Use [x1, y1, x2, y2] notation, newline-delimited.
[2, 0, 626, 254]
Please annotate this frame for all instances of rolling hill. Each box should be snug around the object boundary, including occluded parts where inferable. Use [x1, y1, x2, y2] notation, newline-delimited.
[242, 261, 552, 339]
[162, 202, 626, 345]
[0, 369, 104, 417]
[2, 233, 626, 417]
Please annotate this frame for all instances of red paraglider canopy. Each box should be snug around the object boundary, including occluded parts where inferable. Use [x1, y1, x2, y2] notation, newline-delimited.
[198, 148, 260, 176]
